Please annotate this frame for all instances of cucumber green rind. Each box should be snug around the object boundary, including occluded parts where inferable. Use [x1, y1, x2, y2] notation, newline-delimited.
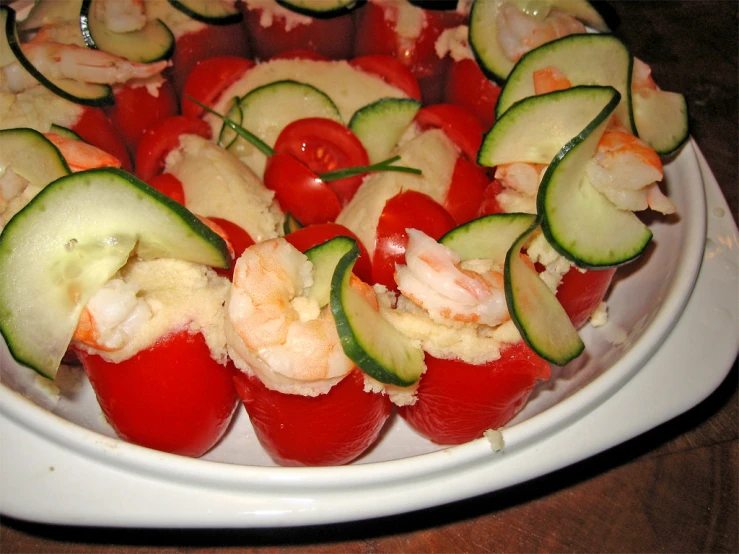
[167, 0, 242, 26]
[496, 34, 634, 135]
[504, 217, 584, 365]
[283, 212, 304, 235]
[80, 0, 175, 63]
[330, 244, 425, 387]
[478, 86, 621, 167]
[218, 97, 243, 149]
[632, 88, 689, 157]
[275, 0, 366, 19]
[305, 235, 355, 308]
[0, 128, 71, 186]
[49, 124, 83, 141]
[2, 6, 114, 108]
[349, 97, 421, 164]
[537, 88, 653, 268]
[0, 167, 230, 378]
[440, 212, 536, 265]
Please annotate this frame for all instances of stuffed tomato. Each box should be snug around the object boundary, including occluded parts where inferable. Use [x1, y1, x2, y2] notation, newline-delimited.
[225, 236, 391, 466]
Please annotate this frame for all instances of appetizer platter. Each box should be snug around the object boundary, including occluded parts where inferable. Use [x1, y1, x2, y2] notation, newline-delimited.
[0, 0, 736, 526]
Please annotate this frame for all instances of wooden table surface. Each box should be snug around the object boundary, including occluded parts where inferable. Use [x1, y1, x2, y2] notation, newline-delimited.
[1, 1, 737, 552]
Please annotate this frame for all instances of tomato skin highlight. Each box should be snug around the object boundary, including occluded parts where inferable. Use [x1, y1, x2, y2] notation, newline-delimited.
[77, 331, 239, 458]
[444, 58, 502, 131]
[284, 222, 372, 283]
[181, 56, 254, 119]
[233, 369, 391, 466]
[398, 342, 551, 445]
[372, 190, 456, 291]
[556, 266, 617, 329]
[105, 81, 178, 156]
[135, 115, 212, 182]
[71, 107, 132, 172]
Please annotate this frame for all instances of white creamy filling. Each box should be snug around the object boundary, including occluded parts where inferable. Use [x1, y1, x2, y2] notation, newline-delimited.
[164, 134, 283, 243]
[73, 258, 231, 365]
[435, 25, 474, 62]
[372, 0, 425, 40]
[525, 230, 576, 293]
[243, 0, 312, 30]
[144, 0, 206, 38]
[0, 86, 83, 132]
[337, 128, 458, 257]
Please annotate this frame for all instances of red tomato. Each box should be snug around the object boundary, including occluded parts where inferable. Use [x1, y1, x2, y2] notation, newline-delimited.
[372, 190, 456, 290]
[169, 23, 251, 97]
[556, 266, 617, 329]
[181, 56, 254, 119]
[349, 55, 422, 101]
[209, 217, 255, 281]
[444, 58, 502, 131]
[477, 179, 506, 216]
[284, 222, 372, 284]
[105, 80, 178, 156]
[233, 369, 391, 466]
[398, 341, 551, 445]
[415, 104, 484, 161]
[71, 107, 132, 172]
[242, 5, 354, 60]
[273, 118, 369, 206]
[147, 172, 186, 204]
[263, 152, 342, 225]
[353, 3, 462, 103]
[135, 116, 212, 182]
[444, 156, 490, 225]
[77, 330, 239, 457]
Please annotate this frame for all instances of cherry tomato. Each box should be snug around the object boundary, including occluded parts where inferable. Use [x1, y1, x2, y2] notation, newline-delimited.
[242, 5, 355, 60]
[233, 369, 391, 466]
[398, 341, 551, 445]
[209, 217, 255, 281]
[135, 116, 212, 182]
[349, 55, 422, 101]
[168, 23, 251, 97]
[77, 330, 239, 458]
[372, 190, 456, 291]
[105, 80, 178, 156]
[263, 152, 342, 225]
[415, 104, 484, 161]
[353, 2, 461, 103]
[556, 266, 617, 329]
[444, 58, 502, 131]
[477, 179, 506, 217]
[444, 156, 490, 225]
[273, 118, 369, 206]
[71, 107, 132, 172]
[181, 56, 254, 119]
[284, 222, 372, 284]
[147, 172, 186, 205]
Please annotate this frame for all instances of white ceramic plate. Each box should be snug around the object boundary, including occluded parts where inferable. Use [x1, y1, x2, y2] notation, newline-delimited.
[1, 141, 737, 528]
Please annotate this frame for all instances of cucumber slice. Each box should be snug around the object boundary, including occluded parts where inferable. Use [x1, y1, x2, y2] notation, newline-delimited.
[283, 212, 304, 235]
[2, 6, 114, 108]
[469, 0, 609, 84]
[0, 128, 71, 189]
[225, 80, 342, 172]
[478, 86, 621, 167]
[537, 90, 652, 268]
[304, 235, 355, 308]
[632, 88, 689, 157]
[80, 0, 174, 63]
[496, 34, 634, 134]
[348, 98, 421, 164]
[49, 124, 83, 141]
[0, 167, 230, 379]
[276, 0, 366, 19]
[168, 0, 242, 26]
[217, 97, 243, 149]
[331, 242, 425, 387]
[440, 212, 536, 265]
[505, 217, 584, 365]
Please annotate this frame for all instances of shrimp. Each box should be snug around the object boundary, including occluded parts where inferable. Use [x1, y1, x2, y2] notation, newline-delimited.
[586, 130, 676, 214]
[533, 66, 572, 95]
[497, 2, 586, 63]
[44, 132, 122, 172]
[72, 278, 152, 352]
[93, 0, 147, 34]
[394, 229, 509, 328]
[1, 41, 167, 94]
[226, 238, 354, 395]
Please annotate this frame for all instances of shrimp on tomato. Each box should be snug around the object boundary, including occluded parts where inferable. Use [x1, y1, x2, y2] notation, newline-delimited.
[44, 132, 122, 171]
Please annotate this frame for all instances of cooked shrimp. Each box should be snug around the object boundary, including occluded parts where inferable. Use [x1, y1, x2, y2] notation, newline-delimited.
[1, 41, 167, 93]
[497, 2, 586, 63]
[587, 129, 676, 214]
[533, 66, 571, 95]
[44, 132, 122, 172]
[494, 162, 547, 196]
[394, 229, 509, 327]
[226, 238, 354, 395]
[72, 278, 152, 352]
[94, 0, 147, 34]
